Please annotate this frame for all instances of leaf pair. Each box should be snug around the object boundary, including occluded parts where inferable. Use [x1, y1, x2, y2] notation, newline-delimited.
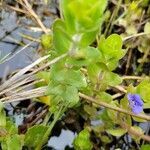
[98, 34, 126, 70]
[53, 0, 107, 55]
[47, 62, 87, 112]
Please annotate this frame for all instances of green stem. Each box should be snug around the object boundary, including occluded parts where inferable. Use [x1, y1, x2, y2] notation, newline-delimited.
[104, 0, 122, 36]
[35, 105, 66, 150]
[42, 112, 52, 125]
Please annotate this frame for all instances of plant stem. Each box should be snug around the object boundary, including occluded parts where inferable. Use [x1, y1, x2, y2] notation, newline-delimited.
[122, 76, 144, 80]
[108, 0, 122, 35]
[104, 0, 122, 36]
[35, 105, 66, 150]
[22, 0, 49, 34]
[42, 112, 52, 126]
[2, 87, 150, 121]
[120, 121, 150, 142]
[79, 92, 150, 121]
[123, 32, 150, 41]
[0, 53, 67, 93]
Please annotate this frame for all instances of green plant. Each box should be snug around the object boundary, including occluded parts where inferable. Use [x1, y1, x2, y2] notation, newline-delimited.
[0, 0, 150, 149]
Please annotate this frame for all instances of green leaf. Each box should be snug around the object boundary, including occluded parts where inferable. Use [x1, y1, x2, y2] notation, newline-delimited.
[73, 47, 102, 63]
[0, 119, 18, 142]
[60, 0, 76, 34]
[67, 47, 102, 67]
[87, 62, 108, 84]
[88, 63, 122, 90]
[126, 84, 136, 93]
[107, 101, 119, 123]
[1, 135, 23, 150]
[97, 92, 112, 103]
[48, 84, 79, 109]
[86, 47, 102, 64]
[144, 102, 150, 109]
[120, 98, 129, 110]
[119, 98, 132, 126]
[73, 128, 93, 150]
[47, 82, 65, 96]
[79, 30, 97, 48]
[53, 19, 72, 54]
[62, 85, 79, 107]
[136, 79, 150, 103]
[98, 34, 126, 71]
[144, 22, 150, 34]
[0, 102, 6, 127]
[98, 109, 114, 128]
[84, 104, 97, 119]
[50, 65, 87, 88]
[141, 144, 150, 150]
[36, 71, 50, 87]
[98, 34, 124, 60]
[5, 119, 18, 135]
[104, 72, 122, 86]
[106, 128, 127, 137]
[101, 135, 112, 144]
[106, 59, 119, 71]
[24, 125, 48, 148]
[132, 114, 147, 122]
[130, 126, 144, 142]
[60, 0, 107, 33]
[41, 34, 53, 50]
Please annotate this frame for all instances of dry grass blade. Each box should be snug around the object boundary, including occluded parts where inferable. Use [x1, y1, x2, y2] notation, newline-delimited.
[6, 4, 27, 14]
[123, 32, 150, 41]
[18, 0, 49, 34]
[0, 53, 67, 100]
[1, 86, 47, 103]
[0, 55, 50, 92]
[0, 76, 35, 96]
[1, 85, 150, 122]
[14, 79, 44, 93]
[0, 42, 33, 64]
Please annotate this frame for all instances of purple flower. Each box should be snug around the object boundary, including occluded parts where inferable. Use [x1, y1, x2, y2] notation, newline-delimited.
[127, 93, 143, 114]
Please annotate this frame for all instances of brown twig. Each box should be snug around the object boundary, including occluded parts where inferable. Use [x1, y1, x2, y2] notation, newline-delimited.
[29, 108, 48, 126]
[114, 85, 127, 93]
[120, 121, 150, 142]
[6, 5, 27, 14]
[1, 86, 150, 121]
[123, 32, 150, 41]
[79, 92, 150, 121]
[112, 93, 124, 99]
[125, 49, 133, 74]
[122, 76, 145, 80]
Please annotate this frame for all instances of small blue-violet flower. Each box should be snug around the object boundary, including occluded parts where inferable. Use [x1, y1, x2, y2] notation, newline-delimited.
[127, 93, 143, 114]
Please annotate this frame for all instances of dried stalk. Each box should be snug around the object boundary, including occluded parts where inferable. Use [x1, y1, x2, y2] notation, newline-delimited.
[0, 55, 50, 92]
[1, 86, 47, 103]
[79, 92, 150, 121]
[122, 76, 145, 80]
[120, 121, 150, 142]
[0, 76, 35, 96]
[123, 32, 150, 41]
[1, 86, 150, 121]
[21, 0, 49, 34]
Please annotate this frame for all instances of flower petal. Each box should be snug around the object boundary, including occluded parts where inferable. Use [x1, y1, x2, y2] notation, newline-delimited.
[132, 105, 143, 114]
[127, 93, 134, 102]
[127, 93, 143, 114]
[134, 94, 143, 106]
